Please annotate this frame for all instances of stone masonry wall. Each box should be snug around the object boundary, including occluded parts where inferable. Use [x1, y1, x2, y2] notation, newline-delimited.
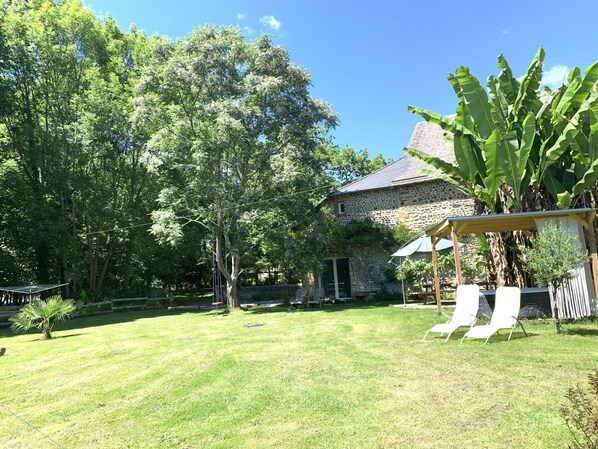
[326, 180, 475, 296]
[329, 179, 474, 232]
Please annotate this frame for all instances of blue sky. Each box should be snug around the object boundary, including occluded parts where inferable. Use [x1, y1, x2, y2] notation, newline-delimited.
[84, 0, 598, 161]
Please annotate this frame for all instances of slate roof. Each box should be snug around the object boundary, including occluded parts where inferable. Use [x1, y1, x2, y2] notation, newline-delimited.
[329, 121, 454, 196]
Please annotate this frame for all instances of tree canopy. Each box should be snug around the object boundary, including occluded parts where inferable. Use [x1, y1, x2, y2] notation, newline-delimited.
[0, 1, 383, 302]
[135, 26, 337, 307]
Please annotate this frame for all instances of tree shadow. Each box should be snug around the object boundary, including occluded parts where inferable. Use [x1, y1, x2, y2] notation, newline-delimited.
[240, 299, 398, 315]
[44, 333, 86, 340]
[49, 308, 214, 332]
[563, 327, 598, 337]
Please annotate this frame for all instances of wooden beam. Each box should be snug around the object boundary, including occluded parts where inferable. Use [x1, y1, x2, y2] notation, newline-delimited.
[431, 235, 442, 315]
[451, 227, 463, 286]
[586, 224, 598, 306]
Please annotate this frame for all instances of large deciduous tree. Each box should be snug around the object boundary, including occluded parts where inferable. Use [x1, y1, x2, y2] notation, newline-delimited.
[135, 27, 336, 308]
[0, 0, 167, 294]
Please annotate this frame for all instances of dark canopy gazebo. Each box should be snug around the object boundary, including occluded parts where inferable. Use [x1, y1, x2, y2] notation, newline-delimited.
[0, 283, 69, 306]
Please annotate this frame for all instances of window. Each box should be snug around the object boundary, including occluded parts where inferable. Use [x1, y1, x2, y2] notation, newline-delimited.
[338, 203, 346, 215]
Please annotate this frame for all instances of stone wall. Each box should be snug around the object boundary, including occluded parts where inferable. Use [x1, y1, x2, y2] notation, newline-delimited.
[329, 179, 474, 232]
[325, 180, 475, 296]
[331, 186, 402, 228]
[346, 247, 400, 295]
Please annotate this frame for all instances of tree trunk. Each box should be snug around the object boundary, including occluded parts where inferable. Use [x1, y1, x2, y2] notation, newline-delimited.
[35, 242, 50, 284]
[476, 199, 526, 288]
[552, 285, 562, 334]
[43, 324, 52, 340]
[214, 234, 241, 308]
[228, 250, 241, 309]
[486, 232, 509, 286]
[509, 230, 528, 286]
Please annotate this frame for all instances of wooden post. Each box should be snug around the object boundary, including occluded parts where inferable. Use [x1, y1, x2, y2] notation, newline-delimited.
[451, 227, 463, 286]
[586, 224, 598, 306]
[431, 235, 442, 315]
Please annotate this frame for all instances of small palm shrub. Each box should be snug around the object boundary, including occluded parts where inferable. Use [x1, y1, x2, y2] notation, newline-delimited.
[9, 296, 76, 340]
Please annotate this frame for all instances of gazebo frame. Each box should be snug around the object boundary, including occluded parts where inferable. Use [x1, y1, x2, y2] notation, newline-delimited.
[425, 208, 598, 314]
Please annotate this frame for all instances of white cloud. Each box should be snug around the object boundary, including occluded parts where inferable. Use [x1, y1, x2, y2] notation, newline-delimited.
[543, 64, 571, 89]
[241, 26, 255, 36]
[236, 12, 246, 20]
[500, 28, 509, 38]
[260, 15, 281, 30]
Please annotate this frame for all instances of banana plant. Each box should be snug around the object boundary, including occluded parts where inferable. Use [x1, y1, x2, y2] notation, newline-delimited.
[406, 47, 598, 213]
[531, 66, 598, 208]
[405, 48, 545, 213]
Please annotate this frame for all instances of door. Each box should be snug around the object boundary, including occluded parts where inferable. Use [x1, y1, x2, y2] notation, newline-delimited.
[335, 258, 351, 298]
[321, 258, 351, 300]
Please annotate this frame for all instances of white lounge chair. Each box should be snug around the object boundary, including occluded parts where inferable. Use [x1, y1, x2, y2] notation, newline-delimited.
[422, 284, 480, 342]
[461, 286, 528, 345]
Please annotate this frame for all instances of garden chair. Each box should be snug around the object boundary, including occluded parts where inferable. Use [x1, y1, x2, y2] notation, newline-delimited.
[307, 287, 326, 308]
[461, 286, 528, 345]
[422, 284, 480, 342]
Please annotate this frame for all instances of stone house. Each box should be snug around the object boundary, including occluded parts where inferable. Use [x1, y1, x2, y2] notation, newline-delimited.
[320, 121, 475, 299]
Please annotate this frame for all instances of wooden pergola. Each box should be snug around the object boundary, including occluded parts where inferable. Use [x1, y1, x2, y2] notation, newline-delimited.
[425, 208, 598, 314]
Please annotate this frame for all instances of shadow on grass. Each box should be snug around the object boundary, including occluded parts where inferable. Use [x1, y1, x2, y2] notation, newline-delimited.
[563, 327, 598, 337]
[0, 298, 416, 336]
[26, 307, 216, 334]
[478, 332, 538, 344]
[42, 333, 87, 340]
[240, 299, 398, 315]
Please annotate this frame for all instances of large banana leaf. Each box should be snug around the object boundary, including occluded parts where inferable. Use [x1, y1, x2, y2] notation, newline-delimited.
[407, 105, 481, 143]
[572, 131, 590, 168]
[589, 104, 598, 162]
[453, 66, 494, 139]
[482, 129, 504, 200]
[572, 158, 598, 195]
[555, 68, 581, 116]
[499, 113, 535, 203]
[447, 73, 476, 131]
[543, 170, 566, 201]
[487, 75, 509, 131]
[419, 167, 468, 193]
[571, 61, 598, 110]
[403, 146, 468, 186]
[496, 54, 519, 104]
[513, 47, 545, 119]
[570, 99, 598, 169]
[453, 134, 486, 183]
[544, 89, 598, 170]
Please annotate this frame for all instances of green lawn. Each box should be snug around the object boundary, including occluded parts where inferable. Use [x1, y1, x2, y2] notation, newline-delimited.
[1, 302, 597, 449]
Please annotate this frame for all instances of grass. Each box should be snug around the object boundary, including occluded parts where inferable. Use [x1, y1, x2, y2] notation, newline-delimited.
[0, 301, 597, 448]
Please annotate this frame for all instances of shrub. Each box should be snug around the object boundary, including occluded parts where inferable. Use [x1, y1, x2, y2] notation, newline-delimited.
[522, 223, 588, 333]
[561, 369, 598, 449]
[9, 296, 76, 340]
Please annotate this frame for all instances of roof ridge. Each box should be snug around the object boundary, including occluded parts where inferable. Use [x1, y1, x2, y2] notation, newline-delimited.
[329, 158, 403, 194]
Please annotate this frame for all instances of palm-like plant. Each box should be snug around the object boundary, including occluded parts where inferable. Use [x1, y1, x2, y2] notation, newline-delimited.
[405, 48, 598, 286]
[9, 296, 76, 340]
